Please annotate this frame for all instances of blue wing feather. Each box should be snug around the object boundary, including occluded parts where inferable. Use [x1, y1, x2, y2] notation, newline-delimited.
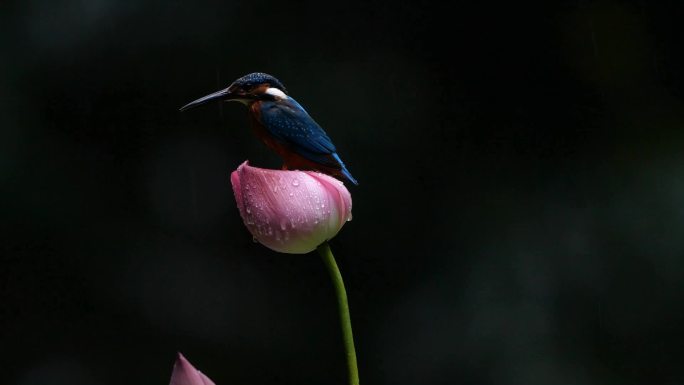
[259, 98, 338, 166]
[257, 97, 357, 184]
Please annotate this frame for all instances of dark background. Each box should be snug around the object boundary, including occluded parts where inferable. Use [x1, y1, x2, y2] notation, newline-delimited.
[2, 1, 684, 384]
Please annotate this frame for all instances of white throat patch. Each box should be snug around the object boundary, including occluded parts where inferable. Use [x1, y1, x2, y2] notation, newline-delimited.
[265, 87, 288, 100]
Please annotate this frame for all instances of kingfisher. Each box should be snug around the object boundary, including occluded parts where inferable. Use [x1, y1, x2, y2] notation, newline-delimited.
[180, 72, 358, 185]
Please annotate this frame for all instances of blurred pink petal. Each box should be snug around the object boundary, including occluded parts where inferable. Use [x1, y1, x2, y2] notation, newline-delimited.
[231, 161, 353, 254]
[169, 353, 216, 385]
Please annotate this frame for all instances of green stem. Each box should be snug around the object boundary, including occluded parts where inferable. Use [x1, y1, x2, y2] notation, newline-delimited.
[317, 242, 360, 385]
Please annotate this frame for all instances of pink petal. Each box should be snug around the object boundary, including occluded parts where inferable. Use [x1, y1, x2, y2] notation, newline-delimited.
[230, 169, 246, 219]
[305, 171, 353, 230]
[170, 353, 216, 385]
[199, 371, 217, 385]
[230, 161, 353, 254]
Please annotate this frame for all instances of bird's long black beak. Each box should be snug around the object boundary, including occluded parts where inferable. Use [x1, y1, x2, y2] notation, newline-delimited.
[179, 88, 235, 111]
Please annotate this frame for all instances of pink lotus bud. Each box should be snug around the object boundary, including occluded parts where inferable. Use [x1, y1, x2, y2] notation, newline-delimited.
[169, 353, 216, 385]
[230, 161, 352, 254]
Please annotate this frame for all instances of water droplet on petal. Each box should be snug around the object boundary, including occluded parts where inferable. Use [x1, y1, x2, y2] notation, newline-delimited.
[280, 219, 287, 230]
[289, 192, 294, 197]
[292, 179, 300, 187]
[252, 235, 259, 243]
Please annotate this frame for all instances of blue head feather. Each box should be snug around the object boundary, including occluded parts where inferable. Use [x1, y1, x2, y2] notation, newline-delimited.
[233, 72, 287, 94]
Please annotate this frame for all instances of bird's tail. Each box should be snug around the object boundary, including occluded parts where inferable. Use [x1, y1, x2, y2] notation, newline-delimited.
[340, 166, 358, 186]
[331, 153, 358, 186]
